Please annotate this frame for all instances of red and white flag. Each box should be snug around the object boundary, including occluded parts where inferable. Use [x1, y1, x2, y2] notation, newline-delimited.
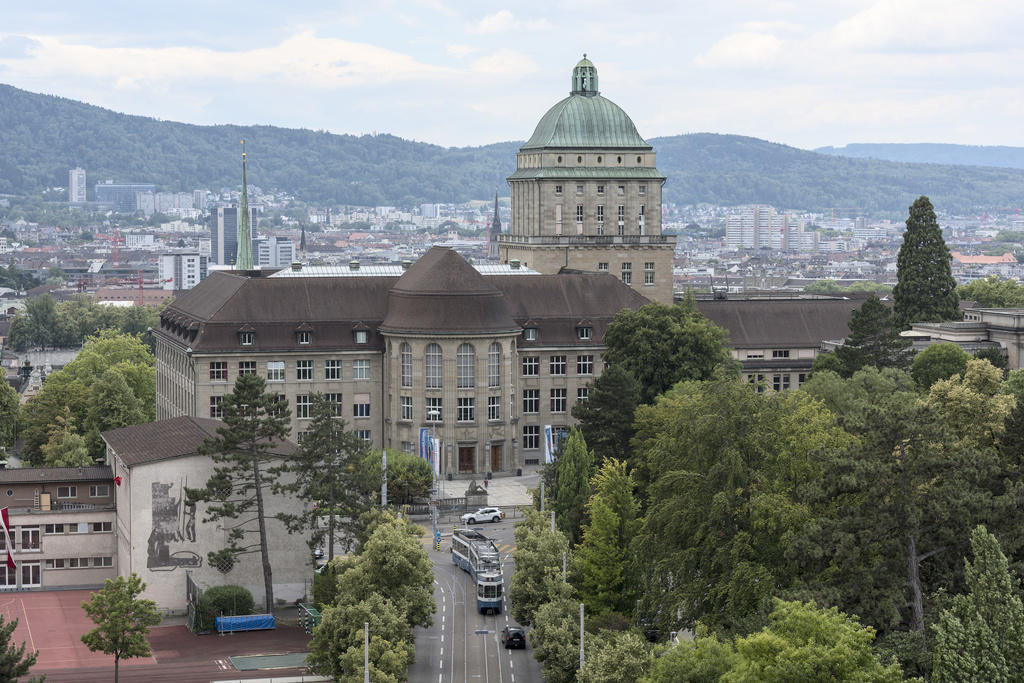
[0, 508, 16, 570]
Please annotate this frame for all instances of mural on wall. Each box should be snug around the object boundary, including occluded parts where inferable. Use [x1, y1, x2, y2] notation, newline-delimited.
[148, 479, 201, 570]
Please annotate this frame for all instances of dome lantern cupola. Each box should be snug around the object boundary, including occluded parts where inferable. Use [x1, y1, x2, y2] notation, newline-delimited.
[571, 55, 598, 96]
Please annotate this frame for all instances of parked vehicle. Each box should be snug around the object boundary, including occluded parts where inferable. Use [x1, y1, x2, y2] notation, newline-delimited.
[461, 507, 504, 524]
[502, 626, 526, 649]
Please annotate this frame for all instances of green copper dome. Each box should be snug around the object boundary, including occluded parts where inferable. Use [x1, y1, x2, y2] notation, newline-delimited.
[521, 57, 649, 151]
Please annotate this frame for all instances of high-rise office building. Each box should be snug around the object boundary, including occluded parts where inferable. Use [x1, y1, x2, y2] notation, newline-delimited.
[68, 168, 87, 204]
[95, 182, 156, 213]
[209, 206, 259, 265]
[158, 251, 208, 290]
[252, 237, 295, 268]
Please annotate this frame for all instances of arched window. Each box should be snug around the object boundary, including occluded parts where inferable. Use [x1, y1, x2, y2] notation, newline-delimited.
[400, 343, 412, 387]
[425, 343, 443, 389]
[457, 343, 475, 389]
[488, 342, 501, 388]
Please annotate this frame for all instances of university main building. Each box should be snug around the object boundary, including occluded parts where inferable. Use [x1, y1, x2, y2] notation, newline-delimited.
[155, 58, 675, 477]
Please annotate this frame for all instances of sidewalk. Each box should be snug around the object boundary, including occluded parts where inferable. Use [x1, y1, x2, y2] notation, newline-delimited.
[435, 468, 540, 508]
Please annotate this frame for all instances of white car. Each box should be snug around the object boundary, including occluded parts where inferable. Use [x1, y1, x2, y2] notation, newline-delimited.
[461, 507, 504, 524]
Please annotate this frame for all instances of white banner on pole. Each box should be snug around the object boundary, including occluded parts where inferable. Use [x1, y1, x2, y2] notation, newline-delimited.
[544, 425, 555, 464]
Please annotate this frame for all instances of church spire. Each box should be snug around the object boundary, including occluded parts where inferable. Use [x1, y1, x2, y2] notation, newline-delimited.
[236, 140, 253, 270]
[488, 189, 501, 260]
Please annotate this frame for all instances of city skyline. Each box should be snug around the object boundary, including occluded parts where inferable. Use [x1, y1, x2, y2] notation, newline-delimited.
[1, 1, 1022, 150]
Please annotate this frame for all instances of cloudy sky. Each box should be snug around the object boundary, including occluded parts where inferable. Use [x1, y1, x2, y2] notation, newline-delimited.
[1, 1, 1022, 149]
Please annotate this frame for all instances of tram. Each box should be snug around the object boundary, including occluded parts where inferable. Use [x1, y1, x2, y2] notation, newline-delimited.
[451, 528, 504, 614]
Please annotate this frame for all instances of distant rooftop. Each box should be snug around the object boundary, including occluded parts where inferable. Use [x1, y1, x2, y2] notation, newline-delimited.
[269, 263, 539, 278]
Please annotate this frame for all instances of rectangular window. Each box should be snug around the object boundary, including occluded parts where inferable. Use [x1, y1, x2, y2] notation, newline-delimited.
[57, 486, 77, 499]
[44, 524, 64, 535]
[45, 559, 64, 569]
[554, 185, 563, 195]
[209, 362, 227, 382]
[426, 397, 443, 422]
[576, 205, 584, 223]
[522, 356, 539, 376]
[297, 331, 312, 345]
[549, 356, 566, 376]
[238, 361, 257, 376]
[457, 397, 475, 423]
[296, 360, 313, 380]
[21, 562, 40, 586]
[295, 395, 311, 419]
[356, 430, 372, 442]
[617, 185, 625, 195]
[596, 185, 605, 195]
[239, 331, 254, 346]
[550, 388, 567, 413]
[20, 527, 40, 551]
[69, 522, 88, 534]
[523, 425, 540, 450]
[523, 328, 538, 341]
[353, 360, 370, 380]
[488, 347, 501, 388]
[617, 205, 625, 235]
[89, 485, 110, 498]
[267, 361, 285, 382]
[354, 330, 368, 344]
[209, 396, 223, 418]
[325, 360, 342, 380]
[296, 431, 308, 444]
[576, 184, 584, 195]
[577, 387, 590, 402]
[0, 567, 14, 587]
[597, 262, 608, 271]
[523, 389, 539, 414]
[270, 394, 286, 417]
[798, 373, 807, 385]
[596, 205, 604, 235]
[92, 521, 112, 533]
[401, 396, 413, 421]
[577, 327, 592, 341]
[639, 184, 646, 195]
[324, 393, 343, 416]
[401, 441, 414, 453]
[644, 262, 655, 285]
[68, 558, 82, 568]
[621, 262, 632, 285]
[488, 396, 501, 421]
[772, 374, 792, 392]
[772, 349, 791, 358]
[353, 393, 371, 418]
[94, 556, 113, 567]
[577, 355, 594, 375]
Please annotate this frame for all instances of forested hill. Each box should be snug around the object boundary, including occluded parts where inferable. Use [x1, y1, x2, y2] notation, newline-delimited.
[3, 82, 1024, 213]
[815, 142, 1024, 170]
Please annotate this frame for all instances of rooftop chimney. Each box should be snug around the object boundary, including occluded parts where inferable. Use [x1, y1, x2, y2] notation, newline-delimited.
[510, 259, 521, 270]
[402, 260, 412, 270]
[291, 261, 302, 271]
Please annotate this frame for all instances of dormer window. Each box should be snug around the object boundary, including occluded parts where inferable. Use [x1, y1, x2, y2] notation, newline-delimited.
[297, 331, 311, 345]
[577, 326, 593, 341]
[354, 330, 368, 344]
[524, 327, 538, 341]
[239, 332, 254, 346]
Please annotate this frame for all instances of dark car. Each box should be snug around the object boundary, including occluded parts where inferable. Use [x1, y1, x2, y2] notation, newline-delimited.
[502, 626, 526, 649]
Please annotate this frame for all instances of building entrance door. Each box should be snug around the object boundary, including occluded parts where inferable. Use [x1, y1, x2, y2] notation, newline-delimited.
[458, 446, 475, 473]
[490, 443, 503, 473]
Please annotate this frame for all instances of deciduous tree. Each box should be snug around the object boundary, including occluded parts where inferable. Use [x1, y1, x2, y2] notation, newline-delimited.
[186, 373, 292, 612]
[601, 297, 732, 404]
[508, 509, 572, 627]
[552, 429, 593, 545]
[911, 342, 970, 388]
[81, 573, 162, 683]
[958, 275, 1024, 308]
[893, 196, 961, 328]
[0, 380, 19, 449]
[307, 592, 411, 683]
[532, 596, 581, 683]
[576, 630, 652, 683]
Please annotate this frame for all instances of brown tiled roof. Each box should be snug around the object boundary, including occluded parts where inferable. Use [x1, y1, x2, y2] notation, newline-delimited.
[0, 466, 112, 483]
[101, 416, 296, 467]
[381, 247, 519, 335]
[160, 250, 649, 351]
[697, 298, 857, 348]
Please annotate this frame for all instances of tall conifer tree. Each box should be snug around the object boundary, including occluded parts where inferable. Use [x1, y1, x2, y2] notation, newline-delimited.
[893, 196, 960, 328]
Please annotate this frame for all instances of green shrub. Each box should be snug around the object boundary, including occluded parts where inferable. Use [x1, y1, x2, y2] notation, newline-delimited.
[194, 585, 255, 632]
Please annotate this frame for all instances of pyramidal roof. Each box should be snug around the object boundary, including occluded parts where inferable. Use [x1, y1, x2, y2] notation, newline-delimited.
[380, 247, 520, 335]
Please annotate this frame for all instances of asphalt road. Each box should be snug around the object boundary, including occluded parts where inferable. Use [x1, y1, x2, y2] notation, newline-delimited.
[411, 517, 544, 683]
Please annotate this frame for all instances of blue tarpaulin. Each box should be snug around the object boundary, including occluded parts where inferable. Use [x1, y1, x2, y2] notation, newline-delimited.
[215, 614, 275, 633]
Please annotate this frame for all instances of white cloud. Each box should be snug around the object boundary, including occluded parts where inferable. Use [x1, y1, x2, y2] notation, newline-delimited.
[693, 32, 783, 69]
[471, 10, 552, 34]
[446, 43, 476, 58]
[0, 31, 458, 90]
[470, 49, 540, 77]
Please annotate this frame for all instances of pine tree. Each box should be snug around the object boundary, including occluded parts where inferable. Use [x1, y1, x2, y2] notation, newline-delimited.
[893, 196, 961, 329]
[280, 393, 371, 560]
[186, 373, 291, 613]
[834, 294, 912, 376]
[0, 614, 41, 682]
[933, 526, 1024, 682]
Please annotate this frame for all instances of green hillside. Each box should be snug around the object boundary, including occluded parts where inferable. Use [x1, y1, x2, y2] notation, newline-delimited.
[2, 83, 1023, 213]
